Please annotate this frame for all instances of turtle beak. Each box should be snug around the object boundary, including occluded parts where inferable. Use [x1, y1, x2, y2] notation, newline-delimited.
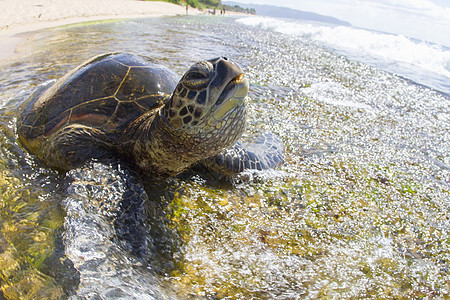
[212, 72, 248, 121]
[207, 57, 249, 107]
[215, 72, 248, 106]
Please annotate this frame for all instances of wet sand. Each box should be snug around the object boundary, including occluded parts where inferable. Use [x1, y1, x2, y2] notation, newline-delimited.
[0, 0, 203, 63]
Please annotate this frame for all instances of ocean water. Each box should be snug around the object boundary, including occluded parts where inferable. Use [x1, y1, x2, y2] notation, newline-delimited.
[0, 16, 449, 299]
[237, 16, 450, 96]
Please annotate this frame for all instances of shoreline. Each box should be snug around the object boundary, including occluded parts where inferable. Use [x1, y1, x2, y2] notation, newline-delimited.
[0, 0, 205, 64]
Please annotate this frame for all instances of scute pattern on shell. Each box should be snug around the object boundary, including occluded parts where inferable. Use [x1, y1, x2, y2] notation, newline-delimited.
[18, 53, 178, 140]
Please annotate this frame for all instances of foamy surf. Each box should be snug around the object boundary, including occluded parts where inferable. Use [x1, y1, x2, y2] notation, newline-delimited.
[237, 16, 450, 95]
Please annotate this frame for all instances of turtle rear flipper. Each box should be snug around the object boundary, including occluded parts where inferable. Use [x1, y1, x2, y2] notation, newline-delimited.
[202, 132, 284, 177]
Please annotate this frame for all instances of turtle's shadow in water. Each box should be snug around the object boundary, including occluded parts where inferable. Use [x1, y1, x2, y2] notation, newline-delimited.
[144, 169, 235, 273]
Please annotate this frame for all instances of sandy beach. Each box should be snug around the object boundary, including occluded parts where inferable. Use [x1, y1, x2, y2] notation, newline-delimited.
[0, 0, 204, 62]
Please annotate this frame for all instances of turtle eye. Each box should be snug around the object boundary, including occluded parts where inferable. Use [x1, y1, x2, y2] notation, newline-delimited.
[183, 71, 210, 91]
[186, 71, 207, 81]
[182, 61, 213, 91]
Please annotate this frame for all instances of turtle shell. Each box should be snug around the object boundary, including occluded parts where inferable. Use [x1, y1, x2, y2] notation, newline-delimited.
[18, 53, 179, 143]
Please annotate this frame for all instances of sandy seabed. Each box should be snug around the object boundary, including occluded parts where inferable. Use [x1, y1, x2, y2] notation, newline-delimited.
[0, 0, 203, 62]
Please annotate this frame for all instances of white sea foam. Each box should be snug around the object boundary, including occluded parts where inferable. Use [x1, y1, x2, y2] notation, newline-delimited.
[302, 82, 374, 111]
[237, 16, 450, 94]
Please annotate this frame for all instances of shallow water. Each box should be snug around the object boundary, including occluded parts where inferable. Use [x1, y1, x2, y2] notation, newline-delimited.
[0, 16, 449, 299]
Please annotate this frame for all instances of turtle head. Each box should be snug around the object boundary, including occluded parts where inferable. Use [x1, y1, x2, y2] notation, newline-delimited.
[161, 57, 248, 148]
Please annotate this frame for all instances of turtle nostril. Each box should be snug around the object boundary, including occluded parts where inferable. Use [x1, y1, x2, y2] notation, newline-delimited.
[222, 57, 228, 61]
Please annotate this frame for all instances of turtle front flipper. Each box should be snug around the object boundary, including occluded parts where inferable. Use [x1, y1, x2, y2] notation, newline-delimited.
[202, 132, 284, 177]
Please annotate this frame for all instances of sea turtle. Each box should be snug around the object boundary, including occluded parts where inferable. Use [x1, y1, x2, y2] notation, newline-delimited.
[17, 52, 283, 178]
